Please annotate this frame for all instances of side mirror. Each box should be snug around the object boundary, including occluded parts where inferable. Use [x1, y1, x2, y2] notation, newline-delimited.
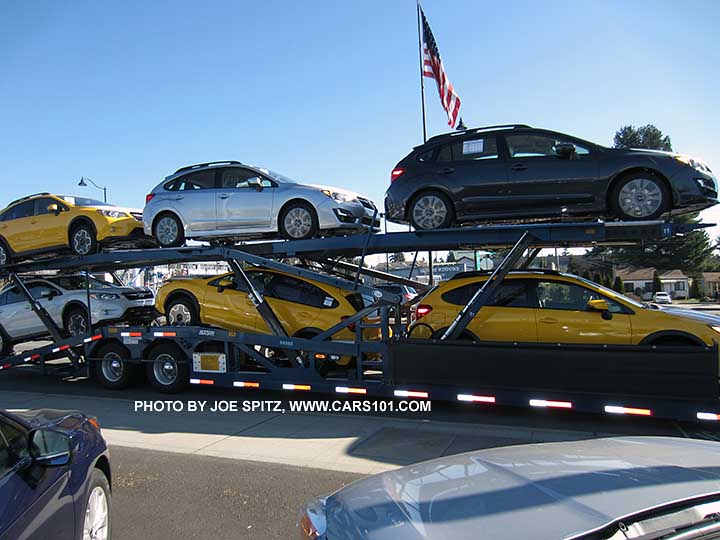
[216, 278, 233, 293]
[587, 299, 609, 312]
[29, 428, 71, 467]
[555, 142, 576, 159]
[41, 289, 57, 301]
[47, 203, 61, 215]
[247, 177, 263, 192]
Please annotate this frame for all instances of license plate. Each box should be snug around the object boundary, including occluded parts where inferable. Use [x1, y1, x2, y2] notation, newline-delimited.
[192, 353, 227, 373]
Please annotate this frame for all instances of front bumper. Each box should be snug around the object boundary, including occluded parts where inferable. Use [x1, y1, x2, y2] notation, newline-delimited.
[671, 168, 718, 211]
[318, 197, 381, 232]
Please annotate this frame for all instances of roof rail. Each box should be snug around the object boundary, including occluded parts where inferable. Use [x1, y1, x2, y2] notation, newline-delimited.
[6, 192, 51, 207]
[449, 268, 560, 280]
[173, 161, 243, 175]
[426, 124, 532, 143]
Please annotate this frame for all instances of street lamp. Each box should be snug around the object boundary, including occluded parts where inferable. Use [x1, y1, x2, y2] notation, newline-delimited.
[78, 177, 107, 203]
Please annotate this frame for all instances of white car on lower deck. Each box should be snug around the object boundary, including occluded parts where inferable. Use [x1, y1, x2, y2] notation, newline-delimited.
[0, 274, 156, 355]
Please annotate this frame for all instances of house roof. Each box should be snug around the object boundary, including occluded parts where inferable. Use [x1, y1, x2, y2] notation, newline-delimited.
[702, 272, 720, 282]
[615, 268, 688, 281]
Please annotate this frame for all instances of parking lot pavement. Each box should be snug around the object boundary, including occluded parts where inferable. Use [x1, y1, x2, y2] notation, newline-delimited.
[110, 445, 360, 540]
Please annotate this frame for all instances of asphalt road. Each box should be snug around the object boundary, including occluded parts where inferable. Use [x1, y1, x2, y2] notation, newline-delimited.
[110, 445, 361, 540]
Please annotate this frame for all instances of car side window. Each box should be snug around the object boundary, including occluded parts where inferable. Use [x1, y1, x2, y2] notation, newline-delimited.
[437, 136, 499, 162]
[506, 134, 590, 158]
[416, 149, 435, 163]
[219, 168, 273, 189]
[265, 275, 338, 309]
[441, 280, 530, 307]
[34, 197, 66, 216]
[2, 201, 35, 222]
[174, 170, 217, 191]
[0, 418, 29, 476]
[0, 287, 25, 305]
[27, 282, 60, 299]
[534, 280, 624, 312]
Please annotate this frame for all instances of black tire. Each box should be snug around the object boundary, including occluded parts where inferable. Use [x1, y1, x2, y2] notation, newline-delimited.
[93, 341, 139, 390]
[0, 325, 13, 356]
[63, 306, 90, 337]
[69, 222, 98, 256]
[408, 191, 454, 230]
[146, 342, 189, 393]
[153, 213, 185, 248]
[609, 172, 670, 221]
[0, 239, 12, 266]
[648, 336, 701, 347]
[431, 328, 477, 341]
[82, 468, 112, 539]
[165, 295, 200, 326]
[279, 201, 319, 240]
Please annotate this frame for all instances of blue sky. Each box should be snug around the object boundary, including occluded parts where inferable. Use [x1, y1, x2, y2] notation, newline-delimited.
[1, 0, 719, 237]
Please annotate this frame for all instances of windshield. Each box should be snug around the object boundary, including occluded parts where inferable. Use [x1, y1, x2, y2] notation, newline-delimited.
[48, 275, 115, 290]
[574, 275, 645, 309]
[58, 195, 112, 207]
[255, 168, 298, 184]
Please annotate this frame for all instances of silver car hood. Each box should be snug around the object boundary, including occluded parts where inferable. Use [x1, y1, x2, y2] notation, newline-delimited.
[325, 437, 720, 540]
[304, 183, 364, 199]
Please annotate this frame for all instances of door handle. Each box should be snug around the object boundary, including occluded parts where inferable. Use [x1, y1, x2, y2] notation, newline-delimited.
[436, 167, 454, 174]
[539, 317, 558, 324]
[511, 163, 528, 171]
[218, 193, 230, 199]
[174, 195, 184, 200]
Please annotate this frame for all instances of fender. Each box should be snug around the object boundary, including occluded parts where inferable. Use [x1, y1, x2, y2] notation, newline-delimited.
[639, 330, 706, 347]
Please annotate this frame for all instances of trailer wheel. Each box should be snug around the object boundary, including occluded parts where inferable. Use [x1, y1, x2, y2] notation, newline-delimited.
[146, 343, 189, 393]
[94, 342, 138, 390]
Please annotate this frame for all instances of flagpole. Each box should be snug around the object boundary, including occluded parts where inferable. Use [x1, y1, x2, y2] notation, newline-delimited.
[416, 0, 427, 143]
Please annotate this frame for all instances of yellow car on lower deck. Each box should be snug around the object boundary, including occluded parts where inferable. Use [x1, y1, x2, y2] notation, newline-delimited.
[155, 268, 381, 363]
[409, 270, 720, 348]
[0, 193, 150, 264]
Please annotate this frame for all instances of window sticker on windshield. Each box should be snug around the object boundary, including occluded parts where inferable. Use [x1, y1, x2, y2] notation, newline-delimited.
[324, 296, 334, 307]
[463, 139, 484, 154]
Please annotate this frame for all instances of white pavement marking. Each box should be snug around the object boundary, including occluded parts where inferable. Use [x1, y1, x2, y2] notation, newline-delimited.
[1, 391, 617, 474]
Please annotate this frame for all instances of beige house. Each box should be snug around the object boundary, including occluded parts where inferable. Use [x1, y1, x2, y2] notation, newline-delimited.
[615, 268, 689, 300]
[700, 272, 720, 297]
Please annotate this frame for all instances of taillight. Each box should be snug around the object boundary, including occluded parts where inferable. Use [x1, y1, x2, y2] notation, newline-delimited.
[416, 304, 432, 319]
[391, 168, 405, 183]
[145, 193, 155, 204]
[404, 294, 412, 302]
[341, 316, 356, 332]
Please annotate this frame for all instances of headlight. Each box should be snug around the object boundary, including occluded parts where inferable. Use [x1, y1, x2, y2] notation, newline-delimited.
[298, 498, 327, 539]
[675, 155, 711, 173]
[90, 293, 120, 301]
[97, 209, 129, 219]
[710, 325, 720, 334]
[321, 189, 354, 203]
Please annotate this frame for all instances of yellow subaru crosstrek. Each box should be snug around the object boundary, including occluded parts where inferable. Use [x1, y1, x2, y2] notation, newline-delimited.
[155, 268, 381, 355]
[0, 193, 150, 264]
[409, 270, 720, 347]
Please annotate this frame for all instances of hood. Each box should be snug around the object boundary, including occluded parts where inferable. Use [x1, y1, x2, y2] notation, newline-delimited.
[7, 408, 89, 433]
[104, 206, 143, 214]
[656, 306, 720, 325]
[304, 183, 364, 199]
[325, 437, 720, 540]
[610, 147, 677, 158]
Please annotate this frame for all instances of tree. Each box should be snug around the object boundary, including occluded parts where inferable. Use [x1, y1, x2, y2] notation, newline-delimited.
[652, 270, 662, 293]
[613, 124, 672, 151]
[389, 252, 406, 264]
[446, 252, 456, 263]
[592, 272, 602, 285]
[566, 255, 579, 275]
[690, 276, 701, 299]
[612, 276, 625, 294]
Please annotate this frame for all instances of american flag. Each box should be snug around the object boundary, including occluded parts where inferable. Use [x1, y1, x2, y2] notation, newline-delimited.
[421, 7, 461, 128]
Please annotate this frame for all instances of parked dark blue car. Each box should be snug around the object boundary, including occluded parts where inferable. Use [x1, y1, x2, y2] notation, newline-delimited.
[0, 409, 111, 540]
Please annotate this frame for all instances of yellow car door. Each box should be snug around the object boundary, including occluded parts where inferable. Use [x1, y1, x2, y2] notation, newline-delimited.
[0, 200, 37, 254]
[259, 274, 322, 336]
[462, 279, 538, 342]
[201, 275, 258, 333]
[25, 197, 68, 250]
[533, 279, 632, 344]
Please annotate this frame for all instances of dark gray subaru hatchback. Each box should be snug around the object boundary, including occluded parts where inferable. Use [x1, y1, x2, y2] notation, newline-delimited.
[384, 124, 717, 229]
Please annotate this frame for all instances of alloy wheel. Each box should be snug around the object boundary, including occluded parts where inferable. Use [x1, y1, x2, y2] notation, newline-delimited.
[618, 178, 663, 218]
[83, 486, 109, 540]
[67, 312, 88, 336]
[156, 216, 179, 246]
[168, 303, 192, 325]
[153, 353, 178, 386]
[283, 207, 313, 239]
[73, 229, 93, 255]
[0, 245, 7, 265]
[412, 194, 448, 229]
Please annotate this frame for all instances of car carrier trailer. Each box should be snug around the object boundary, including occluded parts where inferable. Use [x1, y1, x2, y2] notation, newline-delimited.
[1, 220, 719, 424]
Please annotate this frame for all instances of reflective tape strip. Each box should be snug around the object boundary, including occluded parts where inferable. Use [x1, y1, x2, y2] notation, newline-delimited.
[394, 390, 429, 399]
[153, 331, 177, 337]
[190, 378, 214, 385]
[233, 381, 260, 388]
[697, 412, 720, 421]
[457, 394, 496, 404]
[530, 399, 572, 409]
[120, 332, 142, 337]
[336, 387, 367, 395]
[0, 363, 10, 370]
[605, 405, 652, 416]
[51, 344, 72, 353]
[84, 335, 103, 343]
[283, 384, 311, 391]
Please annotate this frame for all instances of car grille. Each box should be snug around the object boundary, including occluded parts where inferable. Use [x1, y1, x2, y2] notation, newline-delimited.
[123, 290, 154, 300]
[357, 197, 377, 211]
[130, 212, 143, 221]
